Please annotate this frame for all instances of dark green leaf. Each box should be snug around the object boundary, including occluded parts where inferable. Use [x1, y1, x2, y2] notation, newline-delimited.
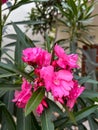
[7, 20, 45, 25]
[12, 22, 35, 48]
[40, 108, 54, 130]
[16, 108, 41, 130]
[81, 90, 98, 98]
[88, 116, 98, 130]
[0, 102, 16, 130]
[25, 88, 45, 116]
[75, 105, 98, 121]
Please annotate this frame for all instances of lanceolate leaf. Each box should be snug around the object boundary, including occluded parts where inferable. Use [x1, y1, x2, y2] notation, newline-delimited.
[10, 0, 49, 11]
[41, 109, 54, 130]
[25, 88, 45, 116]
[7, 20, 45, 25]
[47, 99, 63, 116]
[12, 22, 35, 69]
[0, 62, 18, 73]
[16, 108, 41, 130]
[0, 73, 17, 78]
[88, 116, 98, 130]
[81, 90, 98, 98]
[12, 22, 35, 48]
[75, 105, 98, 122]
[0, 102, 16, 130]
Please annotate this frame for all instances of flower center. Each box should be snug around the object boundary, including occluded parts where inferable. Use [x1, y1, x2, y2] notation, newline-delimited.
[53, 79, 60, 85]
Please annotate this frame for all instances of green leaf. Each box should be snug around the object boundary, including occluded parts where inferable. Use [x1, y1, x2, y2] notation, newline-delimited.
[81, 90, 98, 98]
[16, 108, 41, 130]
[0, 102, 16, 130]
[67, 0, 77, 16]
[12, 22, 35, 69]
[65, 106, 77, 125]
[25, 88, 45, 116]
[40, 108, 54, 130]
[0, 73, 17, 78]
[4, 34, 17, 40]
[88, 116, 98, 130]
[86, 79, 98, 84]
[44, 34, 51, 53]
[75, 105, 98, 121]
[4, 42, 16, 47]
[12, 22, 35, 48]
[47, 99, 63, 116]
[11, 0, 49, 11]
[15, 39, 24, 69]
[78, 124, 87, 130]
[0, 90, 8, 97]
[7, 20, 45, 25]
[0, 83, 20, 91]
[0, 62, 17, 73]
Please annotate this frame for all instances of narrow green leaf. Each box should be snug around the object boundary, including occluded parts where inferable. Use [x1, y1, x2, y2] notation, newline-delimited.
[88, 116, 98, 130]
[7, 20, 45, 25]
[12, 22, 35, 48]
[81, 90, 98, 98]
[16, 108, 40, 130]
[44, 34, 51, 53]
[15, 40, 24, 69]
[10, 0, 49, 11]
[67, 0, 77, 16]
[75, 105, 98, 121]
[65, 106, 77, 125]
[25, 88, 45, 116]
[4, 42, 16, 47]
[0, 62, 17, 73]
[0, 73, 17, 78]
[4, 34, 17, 40]
[86, 79, 98, 84]
[0, 90, 8, 97]
[47, 99, 63, 116]
[41, 108, 54, 130]
[0, 84, 20, 91]
[0, 102, 16, 130]
[78, 124, 87, 130]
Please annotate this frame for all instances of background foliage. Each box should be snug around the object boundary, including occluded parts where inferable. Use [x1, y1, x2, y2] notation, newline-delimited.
[0, 0, 98, 130]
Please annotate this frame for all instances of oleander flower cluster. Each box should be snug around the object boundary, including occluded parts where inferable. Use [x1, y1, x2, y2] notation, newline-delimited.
[13, 44, 85, 115]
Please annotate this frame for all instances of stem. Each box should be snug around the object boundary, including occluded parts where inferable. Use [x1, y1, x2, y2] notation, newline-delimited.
[1, 0, 17, 58]
[65, 106, 77, 125]
[50, 19, 58, 64]
[0, 0, 2, 58]
[2, 0, 17, 27]
[70, 25, 77, 53]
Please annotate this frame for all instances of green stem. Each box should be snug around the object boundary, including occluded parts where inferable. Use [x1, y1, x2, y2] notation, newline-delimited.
[0, 0, 17, 59]
[65, 106, 77, 125]
[2, 0, 17, 27]
[50, 20, 58, 64]
[0, 1, 2, 58]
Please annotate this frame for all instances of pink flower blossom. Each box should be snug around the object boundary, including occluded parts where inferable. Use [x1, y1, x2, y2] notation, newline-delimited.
[12, 78, 32, 108]
[54, 45, 78, 69]
[22, 47, 51, 68]
[40, 66, 74, 100]
[2, 0, 7, 4]
[66, 80, 85, 109]
[36, 98, 48, 115]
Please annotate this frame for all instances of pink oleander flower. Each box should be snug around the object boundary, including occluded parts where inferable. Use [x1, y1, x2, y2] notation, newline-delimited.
[22, 47, 51, 68]
[66, 80, 85, 109]
[2, 0, 7, 4]
[36, 98, 48, 115]
[12, 78, 32, 108]
[54, 45, 78, 69]
[40, 66, 74, 100]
